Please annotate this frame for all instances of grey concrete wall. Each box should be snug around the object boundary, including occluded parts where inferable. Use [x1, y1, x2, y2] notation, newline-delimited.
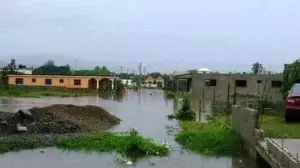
[231, 105, 260, 159]
[190, 74, 283, 117]
[266, 139, 300, 168]
[191, 73, 282, 101]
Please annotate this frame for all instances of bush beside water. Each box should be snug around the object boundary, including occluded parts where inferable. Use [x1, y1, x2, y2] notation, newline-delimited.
[0, 132, 169, 160]
[175, 116, 245, 156]
[58, 131, 169, 159]
[167, 94, 244, 156]
[167, 96, 196, 121]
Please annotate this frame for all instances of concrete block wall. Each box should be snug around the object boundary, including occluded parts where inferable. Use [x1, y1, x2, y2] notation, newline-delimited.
[231, 105, 260, 159]
[266, 139, 300, 168]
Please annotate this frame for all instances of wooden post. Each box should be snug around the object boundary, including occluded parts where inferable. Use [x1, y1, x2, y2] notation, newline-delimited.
[227, 84, 230, 109]
[202, 89, 205, 113]
[212, 88, 216, 115]
[233, 84, 237, 105]
[199, 100, 201, 121]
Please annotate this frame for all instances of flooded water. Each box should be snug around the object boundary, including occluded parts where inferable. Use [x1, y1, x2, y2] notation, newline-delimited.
[0, 89, 263, 168]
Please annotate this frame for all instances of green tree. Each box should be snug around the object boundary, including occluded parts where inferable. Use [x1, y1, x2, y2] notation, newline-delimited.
[72, 66, 112, 76]
[251, 62, 264, 74]
[33, 60, 71, 75]
[1, 59, 18, 88]
[188, 69, 198, 74]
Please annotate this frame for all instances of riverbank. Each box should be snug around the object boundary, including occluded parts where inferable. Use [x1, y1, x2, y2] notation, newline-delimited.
[165, 91, 189, 99]
[0, 104, 169, 160]
[175, 115, 245, 156]
[0, 131, 169, 160]
[175, 110, 300, 157]
[0, 87, 98, 98]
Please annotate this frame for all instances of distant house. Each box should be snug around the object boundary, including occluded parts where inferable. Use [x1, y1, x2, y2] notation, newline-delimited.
[8, 74, 119, 90]
[17, 68, 33, 75]
[121, 79, 135, 86]
[0, 68, 33, 74]
[145, 76, 164, 88]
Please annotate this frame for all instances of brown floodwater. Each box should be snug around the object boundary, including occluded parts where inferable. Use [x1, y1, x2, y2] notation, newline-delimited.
[0, 89, 265, 168]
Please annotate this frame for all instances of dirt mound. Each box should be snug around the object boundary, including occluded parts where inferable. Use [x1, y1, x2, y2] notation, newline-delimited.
[0, 104, 121, 136]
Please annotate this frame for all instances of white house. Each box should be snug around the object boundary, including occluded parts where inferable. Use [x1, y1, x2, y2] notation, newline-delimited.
[121, 79, 135, 86]
[0, 68, 33, 74]
[17, 68, 33, 74]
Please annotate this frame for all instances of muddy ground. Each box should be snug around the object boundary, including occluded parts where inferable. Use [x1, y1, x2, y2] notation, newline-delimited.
[0, 104, 121, 136]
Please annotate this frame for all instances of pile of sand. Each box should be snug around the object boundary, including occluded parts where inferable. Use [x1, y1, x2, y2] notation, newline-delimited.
[0, 104, 121, 135]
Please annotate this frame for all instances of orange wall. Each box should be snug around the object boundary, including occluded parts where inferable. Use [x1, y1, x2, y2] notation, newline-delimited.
[9, 76, 90, 88]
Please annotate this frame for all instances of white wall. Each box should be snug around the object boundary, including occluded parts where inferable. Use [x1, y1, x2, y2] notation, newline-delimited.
[121, 79, 135, 86]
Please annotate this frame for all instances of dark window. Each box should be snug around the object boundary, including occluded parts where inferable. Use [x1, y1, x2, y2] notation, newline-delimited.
[32, 78, 36, 83]
[205, 79, 217, 86]
[235, 80, 247, 87]
[15, 78, 23, 85]
[59, 79, 64, 83]
[153, 80, 157, 84]
[74, 79, 81, 86]
[45, 79, 52, 85]
[271, 81, 282, 88]
[257, 80, 262, 84]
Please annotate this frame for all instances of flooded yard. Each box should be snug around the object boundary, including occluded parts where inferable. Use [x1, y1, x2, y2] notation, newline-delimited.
[0, 89, 263, 168]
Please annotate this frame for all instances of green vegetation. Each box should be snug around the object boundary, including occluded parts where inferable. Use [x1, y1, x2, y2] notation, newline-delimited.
[282, 59, 300, 95]
[58, 132, 169, 159]
[167, 96, 195, 121]
[261, 111, 300, 138]
[33, 60, 72, 75]
[72, 66, 111, 76]
[0, 132, 169, 161]
[32, 60, 112, 76]
[175, 115, 245, 156]
[1, 59, 20, 88]
[0, 86, 98, 98]
[251, 62, 264, 74]
[165, 91, 188, 99]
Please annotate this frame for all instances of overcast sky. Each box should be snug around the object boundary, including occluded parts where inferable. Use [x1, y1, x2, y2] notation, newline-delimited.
[0, 0, 300, 73]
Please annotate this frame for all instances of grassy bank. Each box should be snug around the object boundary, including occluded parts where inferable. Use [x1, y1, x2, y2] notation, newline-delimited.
[0, 131, 169, 160]
[261, 111, 300, 138]
[0, 87, 98, 98]
[165, 91, 189, 99]
[175, 115, 245, 156]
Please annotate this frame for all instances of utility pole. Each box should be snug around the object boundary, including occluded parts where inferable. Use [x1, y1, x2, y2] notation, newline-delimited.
[138, 63, 142, 89]
[74, 60, 78, 71]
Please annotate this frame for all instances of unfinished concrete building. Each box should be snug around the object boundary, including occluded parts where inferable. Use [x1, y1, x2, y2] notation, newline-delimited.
[174, 73, 283, 118]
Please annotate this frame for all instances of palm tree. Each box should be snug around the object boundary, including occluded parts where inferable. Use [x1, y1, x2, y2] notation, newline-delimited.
[251, 62, 264, 74]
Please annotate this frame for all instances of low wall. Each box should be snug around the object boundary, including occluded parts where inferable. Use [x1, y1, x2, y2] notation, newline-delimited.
[266, 139, 300, 168]
[231, 105, 260, 159]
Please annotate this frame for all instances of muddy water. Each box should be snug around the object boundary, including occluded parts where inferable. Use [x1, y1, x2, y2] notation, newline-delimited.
[0, 89, 262, 168]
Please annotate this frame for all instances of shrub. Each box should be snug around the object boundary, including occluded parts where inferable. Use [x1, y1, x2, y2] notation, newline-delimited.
[168, 96, 196, 121]
[175, 116, 245, 156]
[57, 131, 169, 159]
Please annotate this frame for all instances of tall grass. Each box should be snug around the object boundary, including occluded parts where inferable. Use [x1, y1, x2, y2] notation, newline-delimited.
[175, 115, 245, 156]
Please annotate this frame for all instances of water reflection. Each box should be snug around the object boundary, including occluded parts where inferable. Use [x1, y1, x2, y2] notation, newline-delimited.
[98, 91, 124, 102]
[0, 89, 260, 168]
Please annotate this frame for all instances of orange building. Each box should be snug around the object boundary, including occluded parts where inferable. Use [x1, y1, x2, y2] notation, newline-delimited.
[145, 76, 164, 88]
[8, 75, 119, 89]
